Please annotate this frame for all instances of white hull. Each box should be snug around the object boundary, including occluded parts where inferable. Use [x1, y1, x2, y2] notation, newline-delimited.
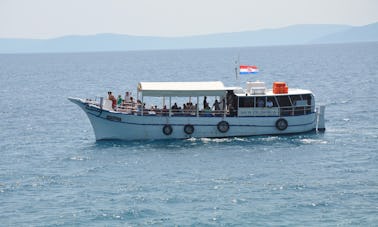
[70, 98, 319, 141]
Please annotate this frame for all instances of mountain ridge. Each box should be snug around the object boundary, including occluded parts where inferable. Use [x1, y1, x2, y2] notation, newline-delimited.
[0, 23, 376, 53]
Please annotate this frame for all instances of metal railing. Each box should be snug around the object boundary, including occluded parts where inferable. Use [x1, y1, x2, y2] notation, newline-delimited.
[91, 97, 314, 117]
[279, 106, 313, 116]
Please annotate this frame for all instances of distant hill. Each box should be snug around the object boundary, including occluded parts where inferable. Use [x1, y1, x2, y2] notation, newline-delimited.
[310, 22, 378, 43]
[0, 22, 377, 53]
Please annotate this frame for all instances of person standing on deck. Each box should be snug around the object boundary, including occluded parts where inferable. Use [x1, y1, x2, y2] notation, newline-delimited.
[203, 96, 209, 109]
[108, 91, 117, 109]
[117, 95, 123, 106]
[213, 99, 220, 111]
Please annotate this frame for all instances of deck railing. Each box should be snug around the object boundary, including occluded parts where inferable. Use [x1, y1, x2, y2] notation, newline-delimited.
[279, 106, 313, 116]
[91, 98, 313, 117]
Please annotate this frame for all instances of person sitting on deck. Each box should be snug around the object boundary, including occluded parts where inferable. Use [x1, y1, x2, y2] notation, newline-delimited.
[172, 102, 178, 111]
[136, 100, 142, 112]
[162, 105, 168, 115]
[202, 104, 212, 116]
[129, 97, 135, 107]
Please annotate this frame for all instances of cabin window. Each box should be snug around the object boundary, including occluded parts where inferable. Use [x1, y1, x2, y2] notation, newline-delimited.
[290, 95, 304, 115]
[239, 97, 254, 108]
[276, 95, 291, 116]
[289, 95, 302, 105]
[276, 95, 291, 107]
[239, 96, 280, 108]
[301, 94, 312, 105]
[267, 96, 278, 107]
[302, 94, 313, 114]
[256, 97, 265, 107]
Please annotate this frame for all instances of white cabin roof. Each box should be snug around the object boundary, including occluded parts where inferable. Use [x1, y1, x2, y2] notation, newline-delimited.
[235, 88, 313, 97]
[138, 81, 227, 97]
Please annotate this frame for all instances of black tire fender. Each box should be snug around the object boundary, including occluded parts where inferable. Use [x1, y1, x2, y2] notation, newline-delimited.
[184, 124, 194, 135]
[217, 121, 230, 133]
[162, 124, 173, 135]
[275, 118, 288, 131]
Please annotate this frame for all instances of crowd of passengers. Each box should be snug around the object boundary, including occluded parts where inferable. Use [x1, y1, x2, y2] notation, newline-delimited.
[106, 91, 311, 117]
[106, 91, 226, 115]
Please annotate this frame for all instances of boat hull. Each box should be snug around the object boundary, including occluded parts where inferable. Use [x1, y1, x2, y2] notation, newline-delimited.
[69, 98, 318, 141]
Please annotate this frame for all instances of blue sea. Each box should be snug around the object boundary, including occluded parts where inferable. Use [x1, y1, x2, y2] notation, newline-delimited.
[0, 43, 377, 226]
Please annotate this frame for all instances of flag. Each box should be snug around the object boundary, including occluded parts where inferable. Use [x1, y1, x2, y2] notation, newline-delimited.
[239, 65, 259, 74]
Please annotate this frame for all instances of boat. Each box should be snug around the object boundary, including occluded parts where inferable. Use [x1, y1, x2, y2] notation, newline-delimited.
[68, 81, 325, 140]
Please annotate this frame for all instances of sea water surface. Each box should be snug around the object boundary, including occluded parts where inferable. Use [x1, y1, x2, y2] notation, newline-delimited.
[0, 43, 377, 226]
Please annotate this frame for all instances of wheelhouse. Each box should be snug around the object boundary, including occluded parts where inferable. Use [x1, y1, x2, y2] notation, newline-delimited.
[235, 93, 315, 117]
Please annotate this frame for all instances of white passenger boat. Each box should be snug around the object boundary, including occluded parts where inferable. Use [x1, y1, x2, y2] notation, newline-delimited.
[68, 81, 325, 141]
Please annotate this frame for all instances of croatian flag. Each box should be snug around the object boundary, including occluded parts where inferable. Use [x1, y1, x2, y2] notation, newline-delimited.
[239, 65, 259, 74]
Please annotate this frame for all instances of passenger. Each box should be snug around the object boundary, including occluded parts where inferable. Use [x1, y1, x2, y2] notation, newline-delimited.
[221, 97, 226, 110]
[148, 105, 156, 115]
[213, 99, 220, 111]
[129, 97, 135, 107]
[189, 102, 195, 113]
[203, 96, 209, 109]
[228, 104, 236, 116]
[117, 95, 123, 106]
[162, 105, 168, 115]
[257, 98, 265, 107]
[266, 100, 273, 108]
[124, 91, 131, 102]
[108, 91, 117, 109]
[136, 100, 142, 112]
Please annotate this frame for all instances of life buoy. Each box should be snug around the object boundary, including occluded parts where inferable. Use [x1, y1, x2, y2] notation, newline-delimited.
[275, 118, 288, 131]
[184, 124, 194, 134]
[162, 124, 173, 135]
[217, 121, 229, 133]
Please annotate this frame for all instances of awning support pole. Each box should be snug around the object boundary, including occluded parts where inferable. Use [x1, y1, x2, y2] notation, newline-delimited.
[196, 96, 199, 117]
[169, 97, 172, 117]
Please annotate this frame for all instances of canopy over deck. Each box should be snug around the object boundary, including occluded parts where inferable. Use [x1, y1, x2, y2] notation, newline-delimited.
[138, 81, 227, 97]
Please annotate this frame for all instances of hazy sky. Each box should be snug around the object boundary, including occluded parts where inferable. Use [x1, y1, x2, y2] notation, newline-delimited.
[1, 0, 377, 39]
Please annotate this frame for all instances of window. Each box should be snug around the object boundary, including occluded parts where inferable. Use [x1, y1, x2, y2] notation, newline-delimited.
[276, 95, 291, 107]
[256, 97, 266, 107]
[239, 97, 254, 107]
[267, 96, 278, 107]
[301, 94, 312, 105]
[289, 95, 302, 105]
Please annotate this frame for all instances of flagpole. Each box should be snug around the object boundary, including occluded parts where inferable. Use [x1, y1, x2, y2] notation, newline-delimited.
[235, 62, 238, 80]
[235, 54, 240, 80]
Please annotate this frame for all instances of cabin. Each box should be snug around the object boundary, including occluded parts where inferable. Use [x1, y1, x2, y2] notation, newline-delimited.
[128, 81, 316, 118]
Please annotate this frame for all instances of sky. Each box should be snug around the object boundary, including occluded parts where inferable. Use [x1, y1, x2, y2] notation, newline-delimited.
[1, 0, 378, 39]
